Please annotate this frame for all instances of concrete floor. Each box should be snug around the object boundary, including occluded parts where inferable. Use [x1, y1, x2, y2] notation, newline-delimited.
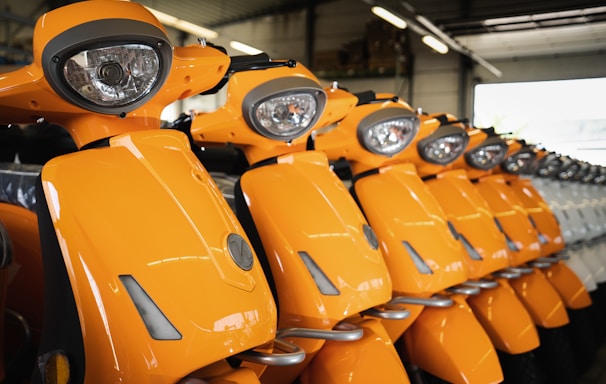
[578, 342, 606, 384]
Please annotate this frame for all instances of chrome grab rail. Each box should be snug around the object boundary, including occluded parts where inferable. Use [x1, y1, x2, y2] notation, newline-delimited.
[504, 266, 534, 275]
[362, 303, 410, 320]
[447, 285, 480, 295]
[389, 294, 453, 308]
[528, 260, 552, 269]
[463, 279, 499, 289]
[237, 338, 306, 366]
[277, 322, 363, 342]
[492, 270, 521, 279]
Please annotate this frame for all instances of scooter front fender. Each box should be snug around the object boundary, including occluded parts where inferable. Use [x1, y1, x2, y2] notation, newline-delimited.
[541, 261, 592, 309]
[508, 269, 569, 327]
[38, 130, 277, 382]
[238, 150, 393, 328]
[466, 279, 539, 354]
[353, 163, 468, 295]
[299, 317, 410, 384]
[403, 295, 503, 384]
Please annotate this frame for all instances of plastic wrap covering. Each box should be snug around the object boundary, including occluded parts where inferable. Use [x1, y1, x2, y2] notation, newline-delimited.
[0, 162, 43, 211]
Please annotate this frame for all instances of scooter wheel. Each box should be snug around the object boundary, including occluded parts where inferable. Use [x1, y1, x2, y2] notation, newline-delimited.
[534, 326, 578, 384]
[497, 350, 545, 384]
[565, 307, 598, 374]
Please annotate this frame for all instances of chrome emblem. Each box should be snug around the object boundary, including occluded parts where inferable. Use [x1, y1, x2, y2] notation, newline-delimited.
[227, 233, 254, 270]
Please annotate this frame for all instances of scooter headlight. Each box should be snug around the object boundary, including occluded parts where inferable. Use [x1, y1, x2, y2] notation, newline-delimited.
[358, 109, 419, 156]
[42, 19, 172, 115]
[537, 155, 562, 177]
[417, 124, 469, 165]
[465, 136, 508, 170]
[243, 77, 327, 141]
[501, 149, 536, 174]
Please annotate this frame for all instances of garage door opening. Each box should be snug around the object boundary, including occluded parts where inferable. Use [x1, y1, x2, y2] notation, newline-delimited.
[473, 77, 606, 165]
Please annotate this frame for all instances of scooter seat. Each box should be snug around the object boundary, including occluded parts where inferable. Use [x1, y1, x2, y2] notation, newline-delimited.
[0, 162, 42, 211]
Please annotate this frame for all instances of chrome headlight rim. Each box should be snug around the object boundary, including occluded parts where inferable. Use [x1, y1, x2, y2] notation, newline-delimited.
[464, 135, 509, 170]
[42, 18, 172, 116]
[536, 155, 562, 178]
[501, 148, 537, 175]
[356, 108, 419, 157]
[417, 124, 470, 165]
[242, 77, 327, 142]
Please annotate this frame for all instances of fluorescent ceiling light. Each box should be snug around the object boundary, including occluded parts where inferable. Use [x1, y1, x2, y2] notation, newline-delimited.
[145, 7, 218, 39]
[371, 6, 407, 29]
[422, 35, 449, 54]
[229, 41, 263, 55]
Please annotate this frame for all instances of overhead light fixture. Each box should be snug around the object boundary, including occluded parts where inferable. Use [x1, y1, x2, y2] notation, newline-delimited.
[422, 35, 448, 54]
[229, 41, 263, 55]
[145, 7, 219, 39]
[371, 6, 408, 29]
[401, 1, 502, 78]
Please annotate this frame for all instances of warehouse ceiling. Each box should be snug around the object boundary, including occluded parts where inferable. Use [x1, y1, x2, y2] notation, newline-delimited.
[0, 0, 605, 65]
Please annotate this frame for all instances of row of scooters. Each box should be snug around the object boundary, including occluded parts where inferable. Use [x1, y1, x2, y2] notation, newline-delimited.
[0, 1, 603, 383]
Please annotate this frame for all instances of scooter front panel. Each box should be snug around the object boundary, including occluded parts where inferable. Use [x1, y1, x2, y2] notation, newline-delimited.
[508, 269, 569, 328]
[354, 163, 468, 295]
[299, 317, 410, 384]
[40, 130, 277, 381]
[466, 279, 539, 354]
[509, 178, 565, 256]
[239, 150, 393, 328]
[542, 262, 592, 309]
[475, 175, 541, 265]
[403, 295, 503, 384]
[425, 170, 510, 278]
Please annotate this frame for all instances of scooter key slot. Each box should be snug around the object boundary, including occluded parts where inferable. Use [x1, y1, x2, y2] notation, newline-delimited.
[236, 338, 306, 366]
[277, 323, 363, 342]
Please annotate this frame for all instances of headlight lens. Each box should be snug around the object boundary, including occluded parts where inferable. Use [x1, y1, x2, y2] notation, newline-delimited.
[254, 93, 318, 139]
[465, 137, 508, 170]
[64, 44, 160, 108]
[537, 156, 561, 177]
[358, 109, 419, 156]
[243, 77, 327, 141]
[417, 131, 469, 165]
[42, 18, 172, 115]
[501, 150, 536, 174]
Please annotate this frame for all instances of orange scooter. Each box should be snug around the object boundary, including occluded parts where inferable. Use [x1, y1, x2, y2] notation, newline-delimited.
[444, 124, 587, 383]
[498, 140, 598, 373]
[312, 94, 512, 384]
[0, 1, 306, 383]
[411, 114, 578, 383]
[183, 56, 412, 383]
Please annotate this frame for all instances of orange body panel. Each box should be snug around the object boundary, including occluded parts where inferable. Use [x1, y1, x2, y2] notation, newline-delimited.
[40, 130, 276, 382]
[542, 262, 592, 309]
[424, 169, 510, 277]
[239, 150, 392, 329]
[403, 295, 503, 384]
[508, 269, 569, 328]
[475, 175, 541, 266]
[300, 317, 410, 384]
[0, 203, 44, 345]
[466, 279, 539, 354]
[353, 163, 468, 295]
[508, 177, 565, 256]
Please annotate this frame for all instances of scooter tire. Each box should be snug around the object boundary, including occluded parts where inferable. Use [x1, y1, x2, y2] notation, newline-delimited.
[534, 326, 578, 384]
[497, 350, 545, 384]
